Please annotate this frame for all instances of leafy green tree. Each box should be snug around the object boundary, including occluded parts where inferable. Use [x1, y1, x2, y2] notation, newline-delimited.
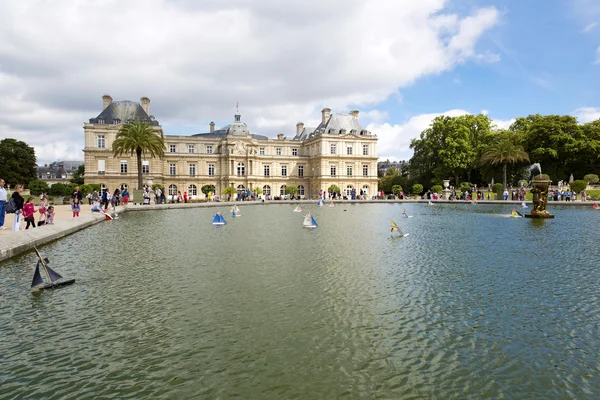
[222, 186, 237, 200]
[201, 184, 215, 198]
[253, 186, 263, 196]
[88, 183, 101, 193]
[49, 183, 68, 196]
[79, 184, 93, 196]
[431, 184, 443, 194]
[285, 185, 299, 195]
[28, 179, 49, 195]
[70, 164, 85, 185]
[0, 138, 37, 186]
[584, 174, 599, 184]
[570, 180, 587, 194]
[391, 185, 403, 196]
[385, 166, 400, 176]
[481, 131, 530, 190]
[112, 118, 166, 190]
[328, 185, 341, 194]
[412, 183, 423, 195]
[151, 184, 164, 191]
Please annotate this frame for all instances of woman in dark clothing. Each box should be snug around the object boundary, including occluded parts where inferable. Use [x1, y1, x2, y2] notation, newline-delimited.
[11, 184, 25, 232]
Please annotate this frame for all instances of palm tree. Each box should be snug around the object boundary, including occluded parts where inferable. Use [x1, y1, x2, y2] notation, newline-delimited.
[480, 133, 529, 190]
[222, 185, 237, 201]
[112, 118, 165, 190]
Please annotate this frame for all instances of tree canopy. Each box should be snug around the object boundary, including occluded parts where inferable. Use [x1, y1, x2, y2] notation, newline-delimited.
[0, 138, 37, 186]
[113, 118, 165, 190]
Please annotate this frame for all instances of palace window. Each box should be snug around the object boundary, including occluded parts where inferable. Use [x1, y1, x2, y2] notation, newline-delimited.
[208, 164, 215, 176]
[298, 185, 305, 196]
[292, 148, 298, 156]
[120, 160, 128, 174]
[97, 118, 105, 124]
[263, 185, 271, 196]
[264, 165, 270, 176]
[280, 185, 286, 196]
[298, 165, 304, 177]
[188, 184, 197, 196]
[260, 147, 265, 155]
[330, 164, 337, 177]
[330, 143, 336, 155]
[169, 144, 176, 153]
[346, 185, 353, 196]
[281, 165, 287, 176]
[363, 144, 369, 155]
[189, 163, 196, 176]
[97, 159, 106, 173]
[363, 165, 368, 176]
[188, 145, 195, 153]
[168, 184, 177, 196]
[276, 147, 282, 156]
[169, 163, 176, 175]
[347, 145, 353, 155]
[206, 145, 213, 154]
[237, 162, 245, 177]
[347, 166, 352, 176]
[97, 135, 105, 149]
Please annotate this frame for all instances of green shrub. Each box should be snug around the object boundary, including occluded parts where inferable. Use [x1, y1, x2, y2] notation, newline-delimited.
[391, 185, 403, 195]
[518, 179, 528, 188]
[79, 184, 93, 196]
[492, 183, 504, 193]
[431, 185, 443, 194]
[412, 183, 423, 195]
[570, 180, 587, 194]
[28, 179, 49, 195]
[328, 185, 341, 194]
[460, 183, 472, 193]
[584, 174, 599, 184]
[49, 183, 67, 196]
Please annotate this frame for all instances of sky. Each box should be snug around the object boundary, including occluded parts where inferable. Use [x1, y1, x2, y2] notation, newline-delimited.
[1, 0, 600, 164]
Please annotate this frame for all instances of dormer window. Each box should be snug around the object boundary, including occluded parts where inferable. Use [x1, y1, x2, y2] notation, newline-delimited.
[113, 119, 121, 124]
[328, 129, 336, 134]
[97, 118, 105, 124]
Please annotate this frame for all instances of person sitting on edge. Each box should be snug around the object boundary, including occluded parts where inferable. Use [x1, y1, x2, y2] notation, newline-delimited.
[46, 206, 56, 224]
[91, 200, 103, 212]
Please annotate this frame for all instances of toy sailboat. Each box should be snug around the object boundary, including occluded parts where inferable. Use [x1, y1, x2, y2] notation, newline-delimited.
[521, 202, 528, 208]
[31, 247, 75, 291]
[511, 209, 524, 218]
[317, 199, 325, 207]
[390, 220, 409, 237]
[329, 201, 334, 207]
[428, 201, 433, 205]
[212, 212, 227, 225]
[593, 202, 598, 210]
[293, 205, 303, 212]
[231, 205, 241, 217]
[303, 213, 318, 228]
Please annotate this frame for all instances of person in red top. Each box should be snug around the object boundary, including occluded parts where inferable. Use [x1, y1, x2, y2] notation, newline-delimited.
[22, 197, 36, 229]
[183, 192, 188, 203]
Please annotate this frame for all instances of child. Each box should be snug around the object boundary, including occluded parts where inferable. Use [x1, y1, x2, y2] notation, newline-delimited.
[72, 198, 81, 217]
[22, 197, 36, 229]
[46, 206, 55, 224]
[38, 196, 47, 218]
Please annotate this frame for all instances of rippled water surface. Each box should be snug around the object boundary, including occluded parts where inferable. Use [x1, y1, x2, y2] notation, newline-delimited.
[1, 203, 599, 399]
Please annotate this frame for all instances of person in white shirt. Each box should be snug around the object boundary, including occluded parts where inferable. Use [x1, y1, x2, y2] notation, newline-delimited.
[0, 178, 7, 230]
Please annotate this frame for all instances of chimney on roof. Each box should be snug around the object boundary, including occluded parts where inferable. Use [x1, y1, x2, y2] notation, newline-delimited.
[210, 122, 215, 133]
[149, 115, 155, 121]
[350, 110, 359, 120]
[321, 108, 331, 125]
[296, 122, 304, 136]
[277, 133, 284, 140]
[140, 97, 150, 115]
[102, 94, 112, 110]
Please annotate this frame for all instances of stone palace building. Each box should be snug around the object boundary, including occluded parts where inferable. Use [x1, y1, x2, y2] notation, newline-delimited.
[83, 95, 379, 199]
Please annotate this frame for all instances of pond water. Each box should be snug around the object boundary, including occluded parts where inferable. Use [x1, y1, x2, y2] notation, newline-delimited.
[1, 203, 599, 399]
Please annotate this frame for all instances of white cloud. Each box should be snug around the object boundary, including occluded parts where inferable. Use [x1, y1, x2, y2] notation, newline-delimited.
[595, 46, 600, 64]
[582, 22, 598, 32]
[0, 0, 501, 163]
[573, 107, 600, 123]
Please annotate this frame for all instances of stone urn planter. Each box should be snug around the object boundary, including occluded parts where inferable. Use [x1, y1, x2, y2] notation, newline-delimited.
[525, 179, 554, 219]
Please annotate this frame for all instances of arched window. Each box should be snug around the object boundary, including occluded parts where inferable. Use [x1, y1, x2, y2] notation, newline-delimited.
[362, 185, 369, 194]
[120, 183, 128, 191]
[168, 184, 177, 196]
[298, 185, 305, 196]
[188, 184, 197, 196]
[237, 162, 245, 176]
[263, 185, 271, 196]
[346, 185, 354, 196]
[100, 184, 107, 194]
[280, 185, 286, 196]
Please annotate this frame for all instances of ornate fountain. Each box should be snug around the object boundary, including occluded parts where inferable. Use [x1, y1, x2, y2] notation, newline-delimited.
[525, 164, 554, 219]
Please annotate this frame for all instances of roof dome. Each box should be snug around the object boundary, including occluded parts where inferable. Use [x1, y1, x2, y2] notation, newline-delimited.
[227, 114, 250, 136]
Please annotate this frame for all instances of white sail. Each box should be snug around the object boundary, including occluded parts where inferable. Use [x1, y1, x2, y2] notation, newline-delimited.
[303, 214, 316, 228]
[293, 205, 302, 212]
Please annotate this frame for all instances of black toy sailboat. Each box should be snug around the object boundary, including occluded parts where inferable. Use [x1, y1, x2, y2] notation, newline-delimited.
[31, 247, 75, 291]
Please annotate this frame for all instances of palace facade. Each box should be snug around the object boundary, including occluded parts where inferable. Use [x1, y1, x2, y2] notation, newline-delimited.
[83, 95, 378, 199]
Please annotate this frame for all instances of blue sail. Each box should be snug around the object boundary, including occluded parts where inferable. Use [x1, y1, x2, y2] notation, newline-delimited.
[46, 266, 63, 282]
[212, 214, 222, 224]
[31, 263, 44, 288]
[311, 216, 318, 227]
[219, 214, 227, 224]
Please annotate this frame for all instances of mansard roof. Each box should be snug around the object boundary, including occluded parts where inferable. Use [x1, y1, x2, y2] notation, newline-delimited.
[89, 101, 159, 125]
[312, 114, 371, 137]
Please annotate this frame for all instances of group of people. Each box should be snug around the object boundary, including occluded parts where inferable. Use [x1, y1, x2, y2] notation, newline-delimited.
[0, 179, 56, 232]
